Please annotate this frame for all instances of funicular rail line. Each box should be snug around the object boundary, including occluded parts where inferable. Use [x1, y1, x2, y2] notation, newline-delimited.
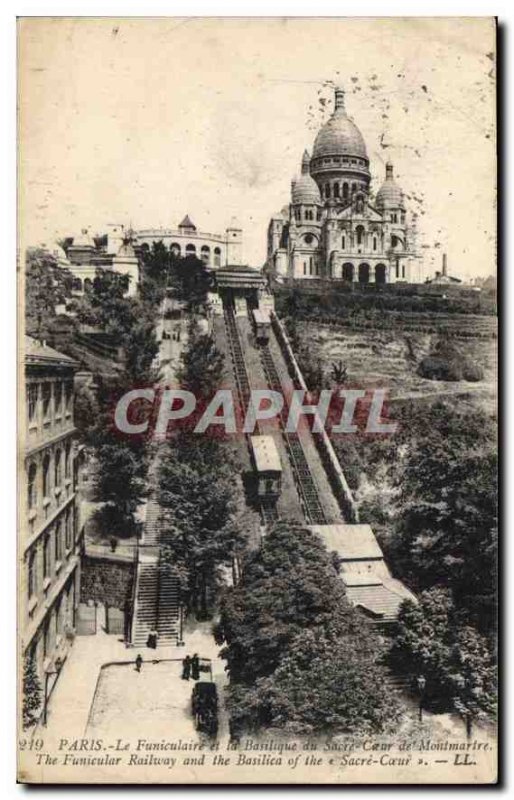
[259, 343, 328, 526]
[222, 305, 279, 525]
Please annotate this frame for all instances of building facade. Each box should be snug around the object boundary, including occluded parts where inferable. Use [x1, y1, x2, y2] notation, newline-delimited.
[266, 86, 417, 284]
[22, 337, 82, 719]
[64, 228, 139, 298]
[134, 215, 243, 269]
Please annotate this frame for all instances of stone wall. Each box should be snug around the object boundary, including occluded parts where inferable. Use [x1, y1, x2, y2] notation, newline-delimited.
[80, 555, 134, 610]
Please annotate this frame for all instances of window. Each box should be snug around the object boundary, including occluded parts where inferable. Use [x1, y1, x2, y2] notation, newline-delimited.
[43, 619, 50, 658]
[28, 462, 37, 509]
[55, 521, 62, 563]
[309, 257, 313, 275]
[65, 442, 71, 478]
[43, 535, 51, 579]
[402, 264, 406, 279]
[395, 261, 400, 278]
[65, 382, 73, 411]
[325, 184, 331, 199]
[304, 233, 314, 245]
[185, 244, 196, 255]
[200, 245, 210, 265]
[28, 550, 36, 598]
[42, 383, 52, 418]
[42, 454, 50, 497]
[213, 247, 221, 267]
[303, 262, 307, 276]
[28, 384, 38, 421]
[334, 183, 340, 198]
[54, 450, 62, 488]
[373, 237, 377, 251]
[65, 509, 72, 550]
[342, 236, 346, 250]
[356, 226, 364, 246]
[54, 383, 63, 415]
[351, 183, 357, 194]
[343, 183, 349, 200]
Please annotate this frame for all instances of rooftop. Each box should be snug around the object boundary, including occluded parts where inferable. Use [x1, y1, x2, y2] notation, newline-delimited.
[25, 336, 78, 369]
[310, 524, 384, 561]
[250, 435, 282, 473]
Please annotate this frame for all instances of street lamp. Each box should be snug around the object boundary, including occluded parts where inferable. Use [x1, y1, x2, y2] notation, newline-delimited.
[176, 603, 185, 647]
[416, 675, 426, 723]
[42, 657, 63, 726]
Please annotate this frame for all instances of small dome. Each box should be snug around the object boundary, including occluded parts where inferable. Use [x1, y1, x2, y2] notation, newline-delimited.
[72, 228, 95, 248]
[312, 87, 368, 161]
[291, 173, 321, 205]
[376, 162, 404, 209]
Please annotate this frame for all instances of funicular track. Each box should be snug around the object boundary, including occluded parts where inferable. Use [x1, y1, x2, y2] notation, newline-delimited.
[222, 304, 279, 526]
[259, 342, 328, 526]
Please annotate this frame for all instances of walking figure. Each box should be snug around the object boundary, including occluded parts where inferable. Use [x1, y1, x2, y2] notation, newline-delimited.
[191, 653, 200, 681]
[135, 654, 143, 672]
[182, 655, 191, 680]
[146, 630, 158, 649]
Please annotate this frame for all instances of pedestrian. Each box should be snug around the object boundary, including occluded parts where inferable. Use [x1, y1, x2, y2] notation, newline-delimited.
[146, 630, 158, 649]
[191, 653, 200, 681]
[181, 655, 191, 681]
[135, 654, 143, 672]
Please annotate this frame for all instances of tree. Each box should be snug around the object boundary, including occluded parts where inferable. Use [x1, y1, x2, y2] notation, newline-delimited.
[177, 323, 225, 400]
[22, 654, 42, 729]
[218, 522, 399, 735]
[25, 248, 74, 338]
[390, 589, 496, 733]
[158, 433, 242, 617]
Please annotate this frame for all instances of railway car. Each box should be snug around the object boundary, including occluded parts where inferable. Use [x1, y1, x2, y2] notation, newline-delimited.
[252, 308, 271, 344]
[250, 435, 282, 500]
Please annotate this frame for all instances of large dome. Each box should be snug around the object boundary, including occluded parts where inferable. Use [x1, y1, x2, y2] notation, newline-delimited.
[376, 162, 404, 209]
[312, 88, 368, 160]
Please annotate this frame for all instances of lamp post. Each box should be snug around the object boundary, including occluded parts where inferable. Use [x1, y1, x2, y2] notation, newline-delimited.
[42, 657, 63, 726]
[176, 603, 185, 647]
[416, 675, 426, 723]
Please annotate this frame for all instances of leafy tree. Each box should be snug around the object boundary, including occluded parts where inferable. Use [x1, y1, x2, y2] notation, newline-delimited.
[390, 589, 496, 733]
[25, 248, 74, 338]
[22, 654, 42, 729]
[93, 444, 147, 515]
[158, 433, 242, 617]
[218, 522, 399, 735]
[177, 322, 225, 400]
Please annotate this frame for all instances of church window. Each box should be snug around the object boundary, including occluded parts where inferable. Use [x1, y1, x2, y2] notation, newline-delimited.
[402, 264, 406, 278]
[316, 208, 322, 221]
[325, 184, 331, 199]
[395, 261, 400, 278]
[334, 183, 340, 198]
[343, 183, 349, 200]
[303, 262, 307, 276]
[351, 183, 357, 194]
[342, 235, 346, 250]
[356, 225, 364, 246]
[304, 233, 314, 245]
[373, 237, 377, 251]
[309, 257, 313, 275]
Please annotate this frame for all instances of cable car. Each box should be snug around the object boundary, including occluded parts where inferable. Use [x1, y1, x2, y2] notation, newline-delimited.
[252, 308, 271, 344]
[250, 435, 282, 500]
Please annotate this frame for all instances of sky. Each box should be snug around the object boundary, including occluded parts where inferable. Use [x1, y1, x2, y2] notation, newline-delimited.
[18, 17, 496, 281]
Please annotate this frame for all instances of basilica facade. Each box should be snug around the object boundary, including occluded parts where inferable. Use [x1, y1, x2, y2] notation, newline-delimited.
[266, 86, 416, 284]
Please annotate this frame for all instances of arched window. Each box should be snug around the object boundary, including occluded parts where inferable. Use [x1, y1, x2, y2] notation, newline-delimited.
[325, 183, 331, 199]
[185, 244, 196, 256]
[391, 235, 399, 249]
[27, 550, 36, 598]
[316, 208, 322, 221]
[342, 235, 346, 250]
[200, 245, 210, 265]
[213, 247, 221, 267]
[65, 381, 73, 412]
[28, 463, 37, 509]
[84, 278, 92, 292]
[356, 225, 365, 246]
[351, 183, 357, 194]
[54, 383, 63, 416]
[28, 383, 38, 421]
[43, 454, 50, 497]
[343, 183, 349, 200]
[342, 263, 354, 282]
[373, 237, 377, 251]
[358, 263, 370, 284]
[170, 242, 181, 257]
[375, 264, 387, 285]
[54, 449, 62, 488]
[333, 183, 340, 198]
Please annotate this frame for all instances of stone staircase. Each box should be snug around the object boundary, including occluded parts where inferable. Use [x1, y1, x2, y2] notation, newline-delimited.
[131, 551, 159, 647]
[157, 558, 180, 644]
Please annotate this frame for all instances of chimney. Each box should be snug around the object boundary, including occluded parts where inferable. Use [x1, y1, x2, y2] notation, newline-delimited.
[442, 253, 448, 277]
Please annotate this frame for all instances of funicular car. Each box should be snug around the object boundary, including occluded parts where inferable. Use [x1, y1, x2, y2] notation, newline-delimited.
[250, 435, 282, 501]
[251, 308, 271, 344]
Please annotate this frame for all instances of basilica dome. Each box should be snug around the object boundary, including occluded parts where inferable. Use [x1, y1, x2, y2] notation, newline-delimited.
[312, 88, 368, 161]
[291, 150, 322, 204]
[376, 162, 404, 209]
